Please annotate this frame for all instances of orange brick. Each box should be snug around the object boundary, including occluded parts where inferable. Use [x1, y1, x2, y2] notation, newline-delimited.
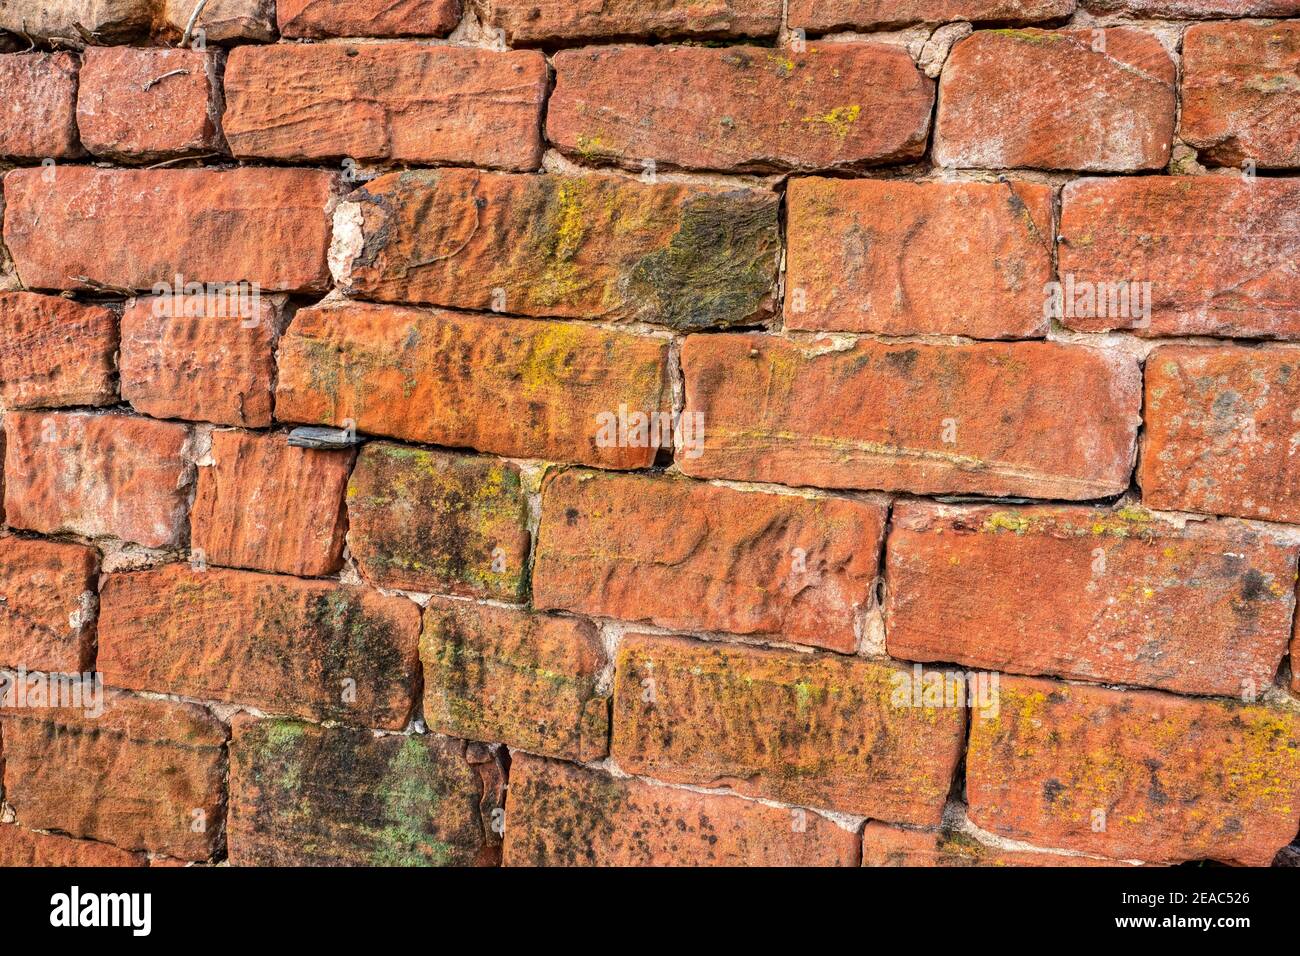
[0, 825, 146, 867]
[3, 411, 192, 549]
[422, 598, 608, 760]
[885, 501, 1297, 697]
[119, 293, 285, 429]
[278, 0, 462, 37]
[504, 754, 860, 866]
[2, 166, 337, 294]
[1140, 345, 1300, 523]
[191, 430, 352, 578]
[612, 633, 966, 823]
[935, 28, 1175, 172]
[785, 178, 1054, 337]
[548, 43, 933, 172]
[274, 301, 672, 468]
[98, 564, 421, 729]
[330, 168, 780, 330]
[76, 46, 223, 163]
[681, 335, 1141, 498]
[1, 692, 227, 861]
[534, 470, 885, 653]
[967, 675, 1300, 866]
[0, 53, 81, 160]
[0, 536, 98, 673]
[224, 44, 547, 170]
[484, 0, 781, 42]
[0, 292, 117, 409]
[789, 0, 1075, 30]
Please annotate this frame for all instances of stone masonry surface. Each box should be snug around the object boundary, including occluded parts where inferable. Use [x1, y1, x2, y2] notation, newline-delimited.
[0, 0, 1297, 871]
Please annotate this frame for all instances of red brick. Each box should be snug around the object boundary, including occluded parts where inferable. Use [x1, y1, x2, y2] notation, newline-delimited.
[330, 169, 780, 330]
[785, 178, 1054, 338]
[191, 430, 352, 578]
[0, 825, 146, 867]
[1181, 21, 1300, 170]
[1, 692, 227, 861]
[534, 471, 885, 654]
[119, 293, 285, 428]
[347, 443, 530, 600]
[790, 0, 1075, 30]
[0, 0, 154, 41]
[1140, 345, 1300, 524]
[548, 43, 933, 173]
[157, 0, 277, 42]
[935, 29, 1175, 172]
[229, 716, 504, 866]
[1083, 0, 1300, 14]
[484, 0, 780, 43]
[680, 335, 1141, 499]
[967, 675, 1300, 866]
[0, 53, 81, 160]
[503, 754, 860, 866]
[224, 44, 547, 171]
[3, 411, 192, 549]
[98, 564, 421, 729]
[612, 633, 966, 823]
[76, 47, 223, 163]
[2, 166, 338, 294]
[860, 822, 1119, 867]
[0, 536, 98, 673]
[1058, 177, 1300, 338]
[278, 0, 462, 37]
[274, 301, 672, 468]
[0, 292, 117, 409]
[885, 501, 1297, 697]
[421, 598, 608, 761]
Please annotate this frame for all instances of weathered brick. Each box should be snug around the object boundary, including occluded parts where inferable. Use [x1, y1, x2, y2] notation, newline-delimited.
[2, 166, 337, 294]
[0, 825, 146, 867]
[859, 822, 1117, 867]
[278, 0, 462, 37]
[274, 301, 672, 468]
[935, 29, 1175, 172]
[347, 443, 529, 600]
[76, 47, 224, 163]
[548, 43, 933, 173]
[331, 169, 780, 330]
[0, 536, 98, 673]
[1181, 21, 1300, 170]
[3, 411, 192, 549]
[224, 44, 547, 171]
[1140, 345, 1300, 523]
[158, 0, 277, 43]
[97, 564, 420, 729]
[785, 178, 1054, 337]
[0, 52, 81, 160]
[680, 335, 1141, 498]
[1058, 177, 1300, 338]
[967, 675, 1300, 866]
[0, 292, 117, 409]
[119, 293, 286, 429]
[535, 471, 885, 653]
[0, 693, 227, 861]
[0, 0, 154, 41]
[421, 598, 608, 760]
[612, 633, 966, 823]
[885, 501, 1297, 697]
[229, 716, 504, 866]
[191, 430, 352, 578]
[484, 0, 780, 43]
[1083, 0, 1300, 14]
[789, 0, 1075, 30]
[504, 754, 860, 866]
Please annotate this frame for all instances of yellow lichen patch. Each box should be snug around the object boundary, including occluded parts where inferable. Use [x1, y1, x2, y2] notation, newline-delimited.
[803, 105, 861, 139]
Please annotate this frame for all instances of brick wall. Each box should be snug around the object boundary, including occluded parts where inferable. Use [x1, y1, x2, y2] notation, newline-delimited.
[0, 0, 1299, 868]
